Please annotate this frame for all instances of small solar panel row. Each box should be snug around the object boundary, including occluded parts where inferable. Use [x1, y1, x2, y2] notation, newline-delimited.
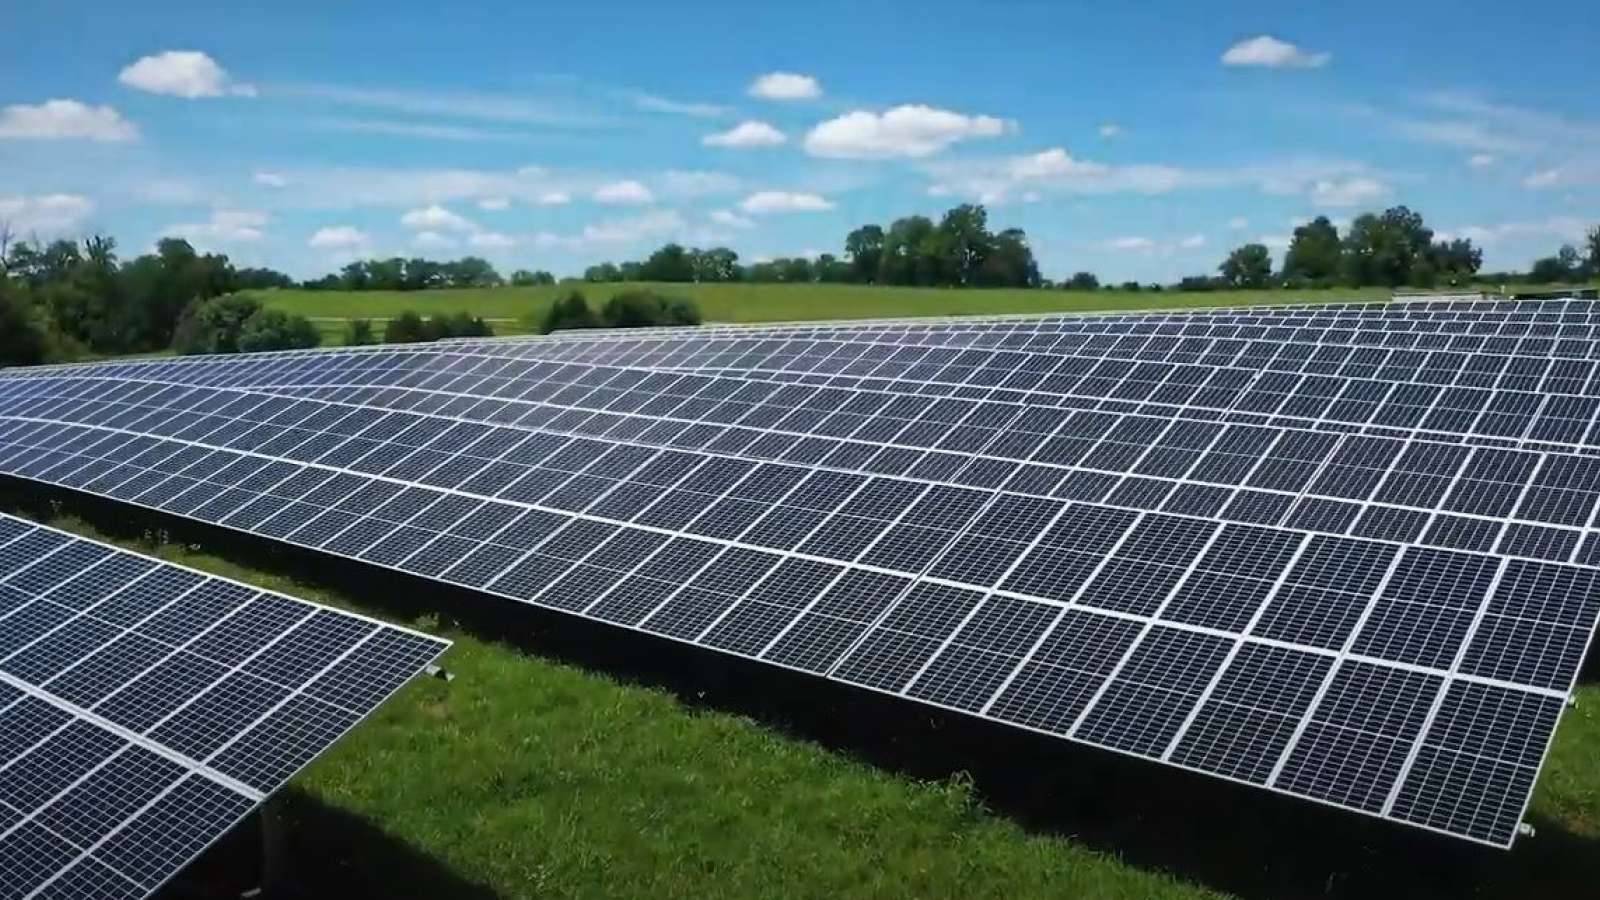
[0, 513, 448, 899]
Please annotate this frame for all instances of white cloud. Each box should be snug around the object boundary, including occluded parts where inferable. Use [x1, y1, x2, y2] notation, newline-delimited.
[0, 194, 94, 233]
[118, 51, 255, 98]
[1178, 234, 1207, 249]
[593, 180, 654, 204]
[538, 191, 571, 206]
[748, 72, 822, 101]
[0, 99, 138, 142]
[412, 230, 458, 250]
[468, 231, 516, 249]
[1099, 233, 1212, 256]
[1008, 148, 1107, 179]
[308, 225, 369, 249]
[1521, 165, 1600, 189]
[703, 120, 787, 148]
[273, 83, 610, 128]
[253, 171, 290, 188]
[1228, 216, 1250, 230]
[163, 209, 268, 244]
[1105, 236, 1156, 251]
[1308, 176, 1389, 207]
[1221, 35, 1330, 68]
[710, 209, 755, 229]
[1098, 123, 1124, 139]
[632, 93, 728, 118]
[477, 197, 511, 211]
[1392, 120, 1534, 154]
[535, 210, 687, 251]
[400, 204, 478, 232]
[738, 191, 835, 213]
[308, 117, 535, 142]
[1436, 216, 1594, 246]
[1467, 153, 1497, 168]
[805, 104, 1013, 159]
[659, 170, 740, 198]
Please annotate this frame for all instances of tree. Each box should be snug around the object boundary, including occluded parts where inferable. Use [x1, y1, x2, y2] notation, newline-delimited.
[1341, 206, 1434, 287]
[814, 253, 851, 283]
[584, 262, 622, 282]
[780, 257, 814, 283]
[1586, 226, 1600, 279]
[343, 318, 377, 345]
[537, 290, 600, 334]
[1218, 243, 1273, 288]
[0, 279, 56, 366]
[1531, 245, 1584, 284]
[879, 215, 936, 285]
[844, 225, 885, 283]
[1429, 238, 1482, 284]
[639, 243, 695, 282]
[978, 227, 1040, 287]
[1281, 216, 1341, 285]
[936, 204, 993, 286]
[172, 294, 265, 355]
[692, 247, 740, 282]
[1063, 271, 1100, 291]
[238, 309, 320, 352]
[444, 256, 501, 288]
[510, 269, 555, 286]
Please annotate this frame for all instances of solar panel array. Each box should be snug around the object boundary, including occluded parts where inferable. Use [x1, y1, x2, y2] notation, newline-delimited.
[0, 512, 449, 899]
[0, 297, 1596, 849]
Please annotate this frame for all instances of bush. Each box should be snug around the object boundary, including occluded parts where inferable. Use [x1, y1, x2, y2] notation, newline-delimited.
[383, 309, 493, 344]
[172, 293, 263, 354]
[536, 290, 600, 334]
[238, 309, 321, 352]
[343, 318, 377, 345]
[385, 310, 430, 343]
[600, 290, 701, 329]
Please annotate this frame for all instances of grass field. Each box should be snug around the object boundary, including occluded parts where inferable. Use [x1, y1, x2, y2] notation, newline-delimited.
[250, 283, 1400, 346]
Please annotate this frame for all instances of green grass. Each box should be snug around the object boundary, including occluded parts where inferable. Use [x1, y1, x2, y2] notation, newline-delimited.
[250, 283, 1399, 346]
[9, 505, 1597, 900]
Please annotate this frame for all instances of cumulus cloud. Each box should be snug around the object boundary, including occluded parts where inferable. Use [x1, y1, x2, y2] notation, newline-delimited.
[1221, 35, 1330, 68]
[163, 209, 268, 244]
[253, 171, 290, 188]
[538, 191, 571, 206]
[593, 180, 654, 204]
[308, 225, 369, 249]
[477, 197, 510, 211]
[412, 230, 458, 250]
[0, 194, 94, 232]
[738, 191, 835, 213]
[118, 50, 255, 98]
[1007, 148, 1107, 179]
[1228, 217, 1250, 230]
[469, 231, 517, 249]
[1099, 233, 1212, 256]
[804, 104, 1013, 159]
[710, 209, 755, 229]
[748, 72, 821, 101]
[1521, 165, 1600, 189]
[0, 99, 138, 141]
[400, 204, 477, 232]
[1178, 234, 1207, 249]
[1435, 216, 1594, 246]
[659, 170, 740, 198]
[1098, 123, 1124, 139]
[534, 210, 687, 251]
[1467, 154, 1497, 168]
[703, 120, 787, 148]
[1105, 236, 1156, 251]
[1309, 176, 1389, 207]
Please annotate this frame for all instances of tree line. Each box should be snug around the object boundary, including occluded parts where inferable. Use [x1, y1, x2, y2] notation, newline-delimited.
[582, 204, 1042, 288]
[302, 257, 555, 291]
[0, 233, 319, 366]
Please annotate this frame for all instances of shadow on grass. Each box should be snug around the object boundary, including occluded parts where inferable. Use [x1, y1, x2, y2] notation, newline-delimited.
[153, 790, 499, 900]
[8, 482, 1597, 900]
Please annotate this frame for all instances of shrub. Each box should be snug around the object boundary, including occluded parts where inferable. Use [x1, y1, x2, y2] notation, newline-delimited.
[536, 290, 600, 334]
[172, 293, 263, 354]
[238, 309, 321, 352]
[600, 290, 702, 329]
[344, 318, 377, 345]
[385, 310, 430, 343]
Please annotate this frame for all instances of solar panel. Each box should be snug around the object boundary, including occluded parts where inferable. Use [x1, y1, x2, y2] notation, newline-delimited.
[0, 298, 1595, 849]
[0, 512, 449, 898]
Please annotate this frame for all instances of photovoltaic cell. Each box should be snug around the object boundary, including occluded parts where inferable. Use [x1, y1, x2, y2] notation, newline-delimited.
[0, 513, 449, 899]
[1, 297, 1597, 849]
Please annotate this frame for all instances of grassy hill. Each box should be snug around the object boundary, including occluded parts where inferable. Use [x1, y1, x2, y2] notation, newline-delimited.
[250, 282, 1398, 345]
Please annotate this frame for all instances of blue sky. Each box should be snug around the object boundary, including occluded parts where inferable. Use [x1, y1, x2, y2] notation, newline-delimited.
[2, 0, 1597, 281]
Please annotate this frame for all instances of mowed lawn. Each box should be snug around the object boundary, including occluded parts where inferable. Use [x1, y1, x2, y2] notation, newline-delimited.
[7, 509, 1592, 900]
[250, 282, 1399, 345]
